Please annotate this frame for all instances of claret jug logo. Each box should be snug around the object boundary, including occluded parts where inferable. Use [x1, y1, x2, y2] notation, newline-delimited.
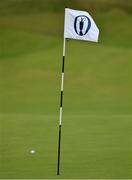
[74, 15, 91, 36]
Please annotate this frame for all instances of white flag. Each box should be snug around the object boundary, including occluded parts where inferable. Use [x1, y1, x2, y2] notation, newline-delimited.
[64, 8, 99, 42]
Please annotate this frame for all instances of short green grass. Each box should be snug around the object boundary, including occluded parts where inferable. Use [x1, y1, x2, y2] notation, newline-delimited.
[1, 114, 132, 178]
[0, 5, 132, 179]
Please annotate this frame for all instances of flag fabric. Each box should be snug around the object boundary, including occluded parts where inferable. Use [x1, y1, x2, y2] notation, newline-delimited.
[64, 8, 99, 42]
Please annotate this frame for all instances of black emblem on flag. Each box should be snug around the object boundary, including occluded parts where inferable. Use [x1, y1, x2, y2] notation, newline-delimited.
[74, 15, 91, 36]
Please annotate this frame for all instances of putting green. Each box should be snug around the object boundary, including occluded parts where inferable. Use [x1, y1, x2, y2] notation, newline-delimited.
[0, 7, 132, 179]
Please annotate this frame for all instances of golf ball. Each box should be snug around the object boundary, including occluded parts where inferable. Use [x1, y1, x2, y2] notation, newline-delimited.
[30, 150, 35, 154]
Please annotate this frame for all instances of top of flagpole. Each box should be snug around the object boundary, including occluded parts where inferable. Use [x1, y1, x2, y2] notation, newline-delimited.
[64, 8, 99, 42]
[63, 38, 66, 57]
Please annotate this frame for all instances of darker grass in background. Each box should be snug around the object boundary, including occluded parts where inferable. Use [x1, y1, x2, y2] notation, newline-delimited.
[0, 0, 132, 15]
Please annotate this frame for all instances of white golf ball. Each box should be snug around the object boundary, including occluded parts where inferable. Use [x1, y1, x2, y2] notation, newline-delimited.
[30, 150, 35, 154]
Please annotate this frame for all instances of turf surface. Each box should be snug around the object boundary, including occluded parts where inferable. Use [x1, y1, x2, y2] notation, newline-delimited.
[0, 8, 132, 179]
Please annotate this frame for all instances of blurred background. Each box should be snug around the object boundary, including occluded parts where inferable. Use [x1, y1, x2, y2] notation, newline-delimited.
[0, 0, 132, 14]
[0, 0, 132, 179]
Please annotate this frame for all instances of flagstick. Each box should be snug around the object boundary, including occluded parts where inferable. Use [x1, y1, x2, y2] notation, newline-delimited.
[57, 38, 66, 175]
